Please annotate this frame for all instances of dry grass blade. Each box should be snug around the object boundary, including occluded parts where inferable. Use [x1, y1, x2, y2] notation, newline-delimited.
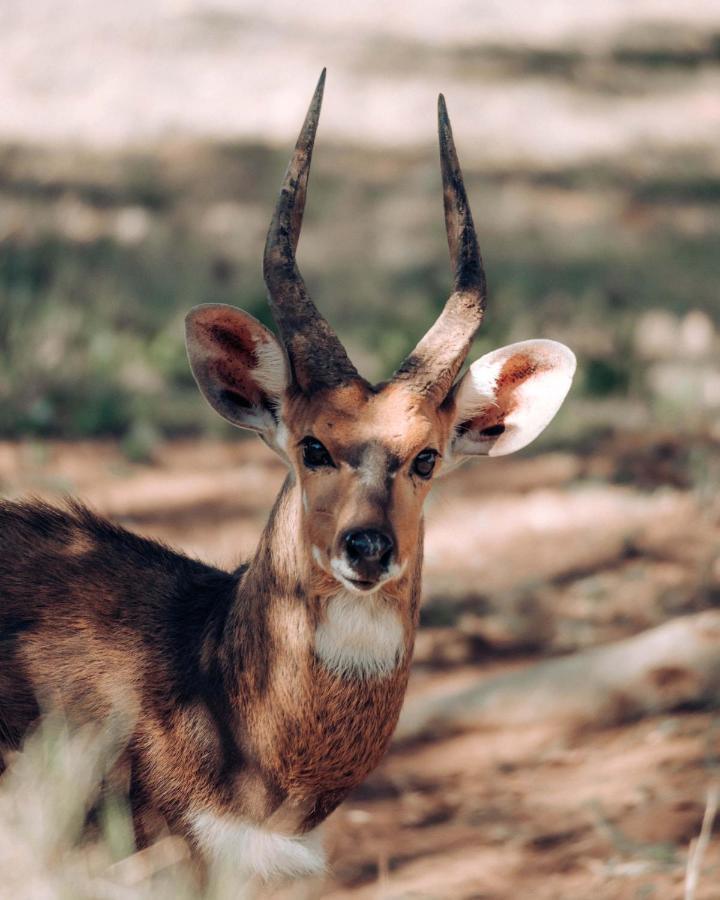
[107, 837, 191, 887]
[684, 782, 719, 900]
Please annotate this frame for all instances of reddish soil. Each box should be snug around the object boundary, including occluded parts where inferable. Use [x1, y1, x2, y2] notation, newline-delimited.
[1, 436, 718, 899]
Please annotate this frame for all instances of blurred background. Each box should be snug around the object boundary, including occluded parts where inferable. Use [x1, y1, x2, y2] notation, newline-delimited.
[1, 1, 720, 898]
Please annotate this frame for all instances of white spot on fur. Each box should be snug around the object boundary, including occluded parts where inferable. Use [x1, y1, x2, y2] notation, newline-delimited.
[274, 421, 290, 454]
[191, 813, 325, 884]
[315, 591, 405, 679]
[302, 491, 309, 513]
[357, 444, 387, 489]
[330, 555, 363, 584]
[312, 545, 323, 567]
[386, 559, 406, 581]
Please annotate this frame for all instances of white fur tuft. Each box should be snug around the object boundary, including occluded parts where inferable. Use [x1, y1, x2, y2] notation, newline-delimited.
[315, 591, 405, 679]
[252, 335, 288, 398]
[454, 357, 501, 424]
[191, 813, 325, 884]
[273, 421, 291, 457]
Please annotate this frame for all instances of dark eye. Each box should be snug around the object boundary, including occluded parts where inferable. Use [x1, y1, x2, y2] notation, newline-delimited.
[412, 449, 437, 479]
[301, 437, 334, 469]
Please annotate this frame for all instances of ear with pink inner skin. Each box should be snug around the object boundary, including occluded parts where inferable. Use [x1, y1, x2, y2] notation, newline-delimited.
[185, 303, 289, 440]
[449, 339, 576, 460]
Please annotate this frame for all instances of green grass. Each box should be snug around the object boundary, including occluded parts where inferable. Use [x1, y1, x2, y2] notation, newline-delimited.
[1, 138, 718, 444]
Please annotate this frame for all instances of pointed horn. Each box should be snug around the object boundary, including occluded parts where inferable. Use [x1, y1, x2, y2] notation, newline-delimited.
[263, 69, 359, 393]
[394, 94, 486, 400]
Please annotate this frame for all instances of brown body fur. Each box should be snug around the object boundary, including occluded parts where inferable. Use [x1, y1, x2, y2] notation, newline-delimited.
[0, 477, 421, 846]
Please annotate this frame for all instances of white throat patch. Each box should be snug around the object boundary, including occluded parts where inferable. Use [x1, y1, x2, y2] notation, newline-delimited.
[314, 591, 405, 679]
[191, 812, 325, 884]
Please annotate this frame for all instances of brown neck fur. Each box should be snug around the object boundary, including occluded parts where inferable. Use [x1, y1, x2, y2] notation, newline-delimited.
[219, 475, 423, 831]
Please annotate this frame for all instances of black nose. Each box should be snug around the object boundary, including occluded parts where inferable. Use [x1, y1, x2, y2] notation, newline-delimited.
[344, 529, 394, 566]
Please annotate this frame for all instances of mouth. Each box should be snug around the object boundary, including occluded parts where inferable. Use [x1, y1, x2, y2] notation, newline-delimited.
[347, 577, 378, 591]
[326, 555, 404, 596]
[332, 564, 383, 595]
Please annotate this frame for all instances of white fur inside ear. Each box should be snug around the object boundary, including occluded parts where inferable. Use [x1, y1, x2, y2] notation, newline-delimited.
[253, 334, 288, 398]
[453, 339, 576, 458]
[454, 355, 502, 424]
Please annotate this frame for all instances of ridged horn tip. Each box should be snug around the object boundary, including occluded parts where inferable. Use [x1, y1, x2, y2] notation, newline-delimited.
[307, 68, 326, 125]
[392, 92, 486, 400]
[263, 69, 360, 392]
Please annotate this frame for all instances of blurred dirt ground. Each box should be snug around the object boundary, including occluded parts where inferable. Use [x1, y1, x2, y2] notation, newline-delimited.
[1, 434, 719, 899]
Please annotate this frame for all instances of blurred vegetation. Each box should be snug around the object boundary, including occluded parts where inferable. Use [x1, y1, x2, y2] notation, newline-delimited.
[0, 713, 202, 899]
[1, 49, 719, 450]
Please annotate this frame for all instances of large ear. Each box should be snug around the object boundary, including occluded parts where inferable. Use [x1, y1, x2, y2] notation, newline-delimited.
[185, 303, 289, 437]
[449, 339, 576, 459]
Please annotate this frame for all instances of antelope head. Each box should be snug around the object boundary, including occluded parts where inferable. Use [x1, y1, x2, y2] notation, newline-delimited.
[185, 71, 575, 602]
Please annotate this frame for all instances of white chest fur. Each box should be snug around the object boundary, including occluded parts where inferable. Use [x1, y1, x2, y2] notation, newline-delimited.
[314, 591, 405, 679]
[191, 812, 326, 884]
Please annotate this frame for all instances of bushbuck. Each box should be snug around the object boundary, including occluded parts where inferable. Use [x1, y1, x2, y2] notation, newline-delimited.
[0, 71, 575, 887]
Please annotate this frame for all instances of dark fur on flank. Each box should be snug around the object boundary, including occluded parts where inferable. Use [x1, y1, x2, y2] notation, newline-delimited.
[0, 494, 417, 845]
[0, 500, 240, 827]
